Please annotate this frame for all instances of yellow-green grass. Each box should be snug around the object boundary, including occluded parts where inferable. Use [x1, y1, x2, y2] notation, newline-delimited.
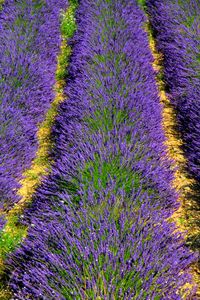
[0, 1, 78, 298]
[0, 0, 4, 9]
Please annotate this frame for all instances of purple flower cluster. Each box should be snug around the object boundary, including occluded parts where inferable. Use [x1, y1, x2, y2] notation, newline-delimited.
[9, 189, 195, 299]
[5, 0, 197, 298]
[146, 0, 200, 182]
[0, 0, 67, 210]
[0, 216, 6, 231]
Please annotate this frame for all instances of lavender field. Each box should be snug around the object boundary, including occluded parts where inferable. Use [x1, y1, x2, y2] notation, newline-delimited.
[0, 0, 199, 299]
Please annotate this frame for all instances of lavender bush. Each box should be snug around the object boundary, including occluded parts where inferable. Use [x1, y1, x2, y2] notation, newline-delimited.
[5, 0, 197, 299]
[0, 0, 67, 211]
[146, 0, 200, 286]
[146, 0, 200, 183]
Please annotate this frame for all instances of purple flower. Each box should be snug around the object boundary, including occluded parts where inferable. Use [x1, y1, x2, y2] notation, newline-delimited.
[146, 0, 200, 182]
[0, 0, 67, 210]
[4, 0, 197, 298]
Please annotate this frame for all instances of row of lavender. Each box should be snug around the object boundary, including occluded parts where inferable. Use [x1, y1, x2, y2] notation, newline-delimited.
[146, 0, 200, 184]
[5, 0, 196, 298]
[146, 0, 200, 285]
[0, 0, 67, 217]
